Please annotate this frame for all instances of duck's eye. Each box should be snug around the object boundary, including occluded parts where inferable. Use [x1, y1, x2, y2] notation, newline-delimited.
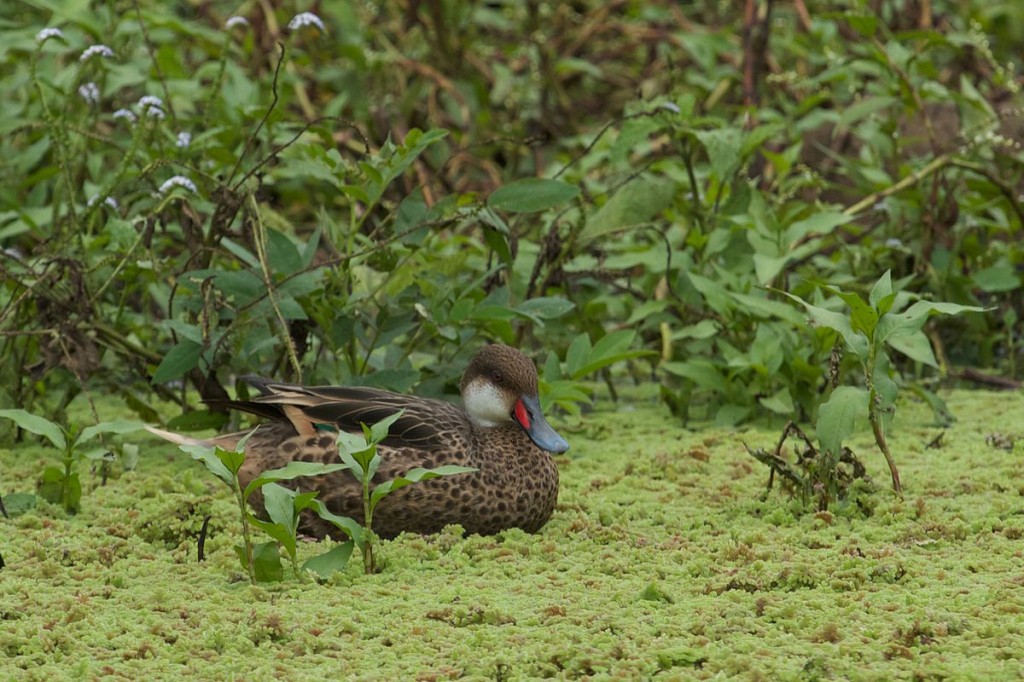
[492, 371, 503, 384]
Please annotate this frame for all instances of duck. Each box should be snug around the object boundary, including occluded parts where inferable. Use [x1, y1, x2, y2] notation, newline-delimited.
[147, 344, 569, 539]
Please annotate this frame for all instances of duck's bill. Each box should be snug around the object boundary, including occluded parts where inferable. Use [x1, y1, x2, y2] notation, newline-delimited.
[515, 394, 570, 454]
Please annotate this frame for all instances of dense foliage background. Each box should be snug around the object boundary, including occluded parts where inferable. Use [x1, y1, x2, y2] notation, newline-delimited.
[1, 0, 1022, 431]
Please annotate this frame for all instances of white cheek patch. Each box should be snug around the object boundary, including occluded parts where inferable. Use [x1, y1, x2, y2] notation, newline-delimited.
[463, 379, 511, 427]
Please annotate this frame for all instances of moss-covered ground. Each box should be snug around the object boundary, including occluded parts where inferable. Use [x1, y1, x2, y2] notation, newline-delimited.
[2, 389, 1024, 680]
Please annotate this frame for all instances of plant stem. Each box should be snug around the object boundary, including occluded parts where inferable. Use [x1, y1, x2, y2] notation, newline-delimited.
[233, 477, 256, 584]
[61, 448, 74, 513]
[865, 344, 902, 496]
[362, 470, 374, 574]
[868, 389, 902, 495]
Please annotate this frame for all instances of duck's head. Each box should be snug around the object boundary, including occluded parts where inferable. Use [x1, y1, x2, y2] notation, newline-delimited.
[460, 344, 570, 454]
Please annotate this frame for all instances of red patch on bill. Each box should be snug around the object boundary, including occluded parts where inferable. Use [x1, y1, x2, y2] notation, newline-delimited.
[514, 399, 531, 429]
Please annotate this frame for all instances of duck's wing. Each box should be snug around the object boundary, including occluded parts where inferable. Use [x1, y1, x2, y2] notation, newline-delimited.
[211, 378, 470, 450]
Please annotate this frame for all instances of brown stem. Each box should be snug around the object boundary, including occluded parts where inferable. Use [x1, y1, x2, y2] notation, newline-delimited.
[870, 403, 902, 495]
[742, 0, 773, 108]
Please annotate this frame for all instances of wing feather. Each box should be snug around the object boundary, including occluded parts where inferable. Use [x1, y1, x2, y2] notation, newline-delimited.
[212, 378, 468, 449]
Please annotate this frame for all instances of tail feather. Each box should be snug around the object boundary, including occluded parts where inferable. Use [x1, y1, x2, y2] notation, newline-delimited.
[145, 425, 213, 447]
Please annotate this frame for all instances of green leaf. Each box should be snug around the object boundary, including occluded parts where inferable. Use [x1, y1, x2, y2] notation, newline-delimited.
[336, 430, 370, 457]
[694, 127, 742, 180]
[837, 95, 897, 129]
[785, 212, 853, 244]
[905, 384, 953, 427]
[2, 492, 37, 516]
[875, 300, 987, 346]
[370, 410, 405, 445]
[625, 300, 670, 325]
[825, 287, 877, 338]
[309, 499, 364, 545]
[369, 465, 477, 508]
[886, 329, 938, 367]
[64, 472, 82, 514]
[249, 517, 295, 558]
[77, 420, 144, 446]
[37, 467, 82, 515]
[243, 461, 351, 500]
[303, 541, 355, 579]
[730, 292, 806, 325]
[672, 320, 719, 340]
[251, 541, 284, 582]
[0, 409, 67, 450]
[844, 12, 878, 37]
[582, 175, 675, 241]
[759, 387, 794, 415]
[487, 178, 580, 213]
[752, 253, 791, 286]
[564, 334, 592, 378]
[775, 291, 869, 361]
[261, 483, 299, 531]
[571, 330, 652, 379]
[216, 446, 246, 477]
[868, 270, 893, 310]
[688, 272, 733, 316]
[817, 386, 868, 456]
[178, 444, 240, 488]
[973, 263, 1020, 293]
[516, 297, 575, 320]
[482, 225, 513, 265]
[661, 359, 726, 391]
[37, 466, 66, 506]
[152, 340, 203, 384]
[265, 228, 303, 275]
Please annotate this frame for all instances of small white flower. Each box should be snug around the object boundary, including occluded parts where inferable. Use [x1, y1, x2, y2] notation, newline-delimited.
[885, 238, 905, 249]
[78, 82, 100, 104]
[225, 16, 249, 29]
[158, 176, 197, 195]
[88, 195, 119, 209]
[659, 102, 682, 114]
[137, 95, 166, 119]
[176, 131, 191, 148]
[113, 108, 137, 123]
[80, 44, 115, 61]
[287, 12, 325, 32]
[36, 27, 65, 43]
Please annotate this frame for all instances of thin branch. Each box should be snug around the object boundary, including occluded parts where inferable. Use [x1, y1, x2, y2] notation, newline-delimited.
[229, 43, 286, 187]
[843, 154, 953, 217]
[249, 195, 301, 381]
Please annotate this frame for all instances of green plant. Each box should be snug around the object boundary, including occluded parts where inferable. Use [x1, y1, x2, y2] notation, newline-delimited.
[177, 410, 474, 581]
[541, 330, 655, 416]
[3, 3, 1022, 448]
[0, 409, 140, 513]
[333, 410, 476, 574]
[777, 271, 986, 496]
[179, 436, 350, 583]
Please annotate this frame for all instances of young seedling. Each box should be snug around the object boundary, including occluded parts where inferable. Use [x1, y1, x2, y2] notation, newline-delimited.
[178, 411, 474, 580]
[178, 435, 351, 583]
[333, 410, 476, 574]
[0, 409, 141, 514]
[777, 270, 986, 495]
